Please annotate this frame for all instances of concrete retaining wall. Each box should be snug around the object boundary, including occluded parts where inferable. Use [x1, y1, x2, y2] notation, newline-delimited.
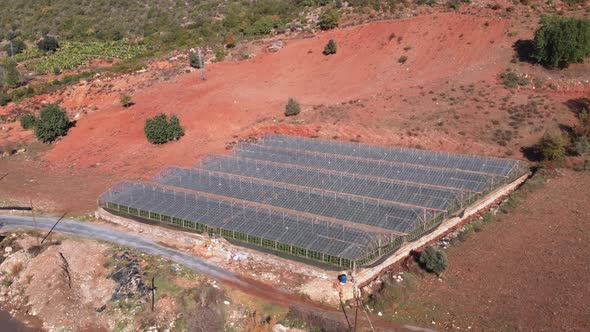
[354, 172, 531, 287]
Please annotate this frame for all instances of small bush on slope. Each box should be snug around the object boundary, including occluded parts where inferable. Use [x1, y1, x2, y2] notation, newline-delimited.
[144, 113, 184, 144]
[418, 246, 448, 276]
[323, 39, 337, 55]
[33, 103, 71, 143]
[284, 98, 301, 117]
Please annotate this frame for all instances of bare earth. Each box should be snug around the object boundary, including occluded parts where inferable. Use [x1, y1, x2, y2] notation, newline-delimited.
[1, 12, 588, 213]
[396, 170, 590, 331]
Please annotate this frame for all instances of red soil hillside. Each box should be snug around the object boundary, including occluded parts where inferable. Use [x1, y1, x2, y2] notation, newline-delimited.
[43, 13, 509, 177]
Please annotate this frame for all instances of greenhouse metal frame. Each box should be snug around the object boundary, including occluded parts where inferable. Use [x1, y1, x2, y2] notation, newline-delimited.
[98, 135, 528, 270]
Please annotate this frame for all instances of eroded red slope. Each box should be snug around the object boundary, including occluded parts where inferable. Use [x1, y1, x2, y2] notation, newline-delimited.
[43, 13, 508, 176]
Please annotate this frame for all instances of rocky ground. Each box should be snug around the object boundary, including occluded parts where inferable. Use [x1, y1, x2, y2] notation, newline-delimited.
[0, 232, 302, 331]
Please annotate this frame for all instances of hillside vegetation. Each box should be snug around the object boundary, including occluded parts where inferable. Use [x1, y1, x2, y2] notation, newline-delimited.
[0, 0, 339, 50]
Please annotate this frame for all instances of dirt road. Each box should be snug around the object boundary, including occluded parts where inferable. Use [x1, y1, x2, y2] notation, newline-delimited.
[0, 214, 431, 331]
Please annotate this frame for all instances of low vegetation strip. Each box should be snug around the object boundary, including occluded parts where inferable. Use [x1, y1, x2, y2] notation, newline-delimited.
[25, 41, 148, 73]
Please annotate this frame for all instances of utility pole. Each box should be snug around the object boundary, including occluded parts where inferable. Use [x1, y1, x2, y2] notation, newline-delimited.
[30, 199, 40, 245]
[41, 212, 67, 244]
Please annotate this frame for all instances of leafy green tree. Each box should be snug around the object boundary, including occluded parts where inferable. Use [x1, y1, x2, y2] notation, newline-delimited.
[533, 16, 590, 67]
[323, 39, 337, 55]
[284, 97, 301, 116]
[33, 103, 71, 143]
[37, 35, 60, 52]
[144, 113, 184, 144]
[19, 113, 36, 129]
[419, 246, 448, 276]
[318, 9, 340, 30]
[4, 39, 26, 56]
[538, 131, 568, 161]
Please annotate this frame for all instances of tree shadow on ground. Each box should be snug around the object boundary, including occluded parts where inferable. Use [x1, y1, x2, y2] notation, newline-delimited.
[521, 145, 542, 162]
[565, 98, 590, 116]
[513, 40, 536, 63]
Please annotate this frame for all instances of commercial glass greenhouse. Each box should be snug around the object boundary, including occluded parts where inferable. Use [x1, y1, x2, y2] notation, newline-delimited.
[98, 135, 528, 270]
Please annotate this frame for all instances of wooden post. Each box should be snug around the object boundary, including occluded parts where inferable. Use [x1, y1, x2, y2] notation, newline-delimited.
[151, 276, 156, 312]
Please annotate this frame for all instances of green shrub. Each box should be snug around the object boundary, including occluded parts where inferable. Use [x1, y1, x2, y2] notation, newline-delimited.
[532, 16, 590, 67]
[4, 39, 26, 56]
[167, 115, 184, 141]
[0, 59, 20, 88]
[572, 136, 590, 155]
[398, 55, 408, 63]
[144, 113, 184, 144]
[418, 246, 448, 276]
[573, 159, 590, 172]
[318, 9, 340, 30]
[189, 51, 203, 69]
[19, 113, 36, 129]
[33, 103, 71, 143]
[367, 272, 416, 311]
[215, 48, 225, 62]
[120, 94, 133, 107]
[36, 36, 59, 52]
[538, 131, 568, 161]
[482, 211, 495, 223]
[500, 194, 520, 214]
[0, 90, 9, 106]
[323, 39, 337, 55]
[563, 0, 585, 5]
[416, 0, 436, 5]
[574, 110, 590, 137]
[145, 114, 169, 144]
[500, 70, 530, 87]
[224, 32, 236, 48]
[284, 98, 301, 117]
[246, 16, 276, 35]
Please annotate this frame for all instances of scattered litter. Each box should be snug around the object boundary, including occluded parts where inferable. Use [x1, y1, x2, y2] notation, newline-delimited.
[392, 272, 404, 283]
[378, 312, 382, 316]
[223, 301, 230, 305]
[232, 252, 249, 261]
